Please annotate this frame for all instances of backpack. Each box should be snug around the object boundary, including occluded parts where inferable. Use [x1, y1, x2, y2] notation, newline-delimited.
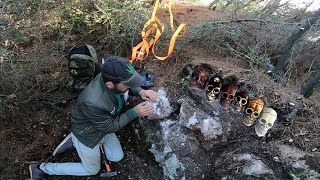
[66, 43, 100, 92]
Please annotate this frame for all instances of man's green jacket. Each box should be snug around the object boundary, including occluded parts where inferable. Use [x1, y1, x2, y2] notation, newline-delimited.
[70, 73, 141, 148]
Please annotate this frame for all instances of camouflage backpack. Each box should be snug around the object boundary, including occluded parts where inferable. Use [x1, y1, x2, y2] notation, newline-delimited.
[67, 43, 99, 92]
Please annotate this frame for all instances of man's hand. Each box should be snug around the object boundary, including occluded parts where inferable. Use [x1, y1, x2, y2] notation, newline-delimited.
[133, 101, 154, 117]
[139, 89, 158, 101]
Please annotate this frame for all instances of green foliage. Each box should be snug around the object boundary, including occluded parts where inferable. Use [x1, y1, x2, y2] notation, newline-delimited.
[226, 27, 242, 41]
[91, 0, 150, 55]
[2, 0, 150, 55]
[216, 0, 260, 19]
[46, 0, 151, 55]
[288, 167, 309, 180]
[0, 47, 8, 60]
[1, 0, 151, 102]
[189, 21, 269, 66]
[214, 0, 313, 21]
[245, 47, 268, 68]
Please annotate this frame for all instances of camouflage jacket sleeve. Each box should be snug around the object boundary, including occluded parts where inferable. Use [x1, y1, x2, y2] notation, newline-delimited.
[84, 104, 138, 133]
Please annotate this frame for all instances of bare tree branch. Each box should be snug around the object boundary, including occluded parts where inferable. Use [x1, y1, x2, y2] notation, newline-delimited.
[210, 18, 320, 26]
[301, 71, 320, 98]
[274, 8, 320, 73]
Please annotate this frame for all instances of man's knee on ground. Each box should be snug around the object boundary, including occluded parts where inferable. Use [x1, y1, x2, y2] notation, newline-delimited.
[108, 151, 124, 162]
[84, 163, 101, 175]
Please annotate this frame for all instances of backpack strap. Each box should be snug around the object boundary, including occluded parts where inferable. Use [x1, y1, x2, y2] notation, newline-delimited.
[85, 44, 98, 64]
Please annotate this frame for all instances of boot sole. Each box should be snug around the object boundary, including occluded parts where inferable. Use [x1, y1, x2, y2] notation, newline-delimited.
[52, 133, 73, 156]
[29, 165, 33, 179]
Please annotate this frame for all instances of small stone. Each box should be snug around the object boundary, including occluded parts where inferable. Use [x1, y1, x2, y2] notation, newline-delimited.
[8, 94, 16, 99]
[144, 163, 147, 166]
[312, 148, 318, 152]
[273, 156, 280, 162]
[289, 139, 293, 142]
[33, 125, 37, 128]
[289, 102, 295, 106]
[242, 159, 274, 176]
[63, 134, 67, 137]
[51, 72, 60, 79]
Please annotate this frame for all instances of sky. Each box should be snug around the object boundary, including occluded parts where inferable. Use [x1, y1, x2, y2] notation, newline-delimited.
[283, 0, 320, 11]
[197, 0, 320, 11]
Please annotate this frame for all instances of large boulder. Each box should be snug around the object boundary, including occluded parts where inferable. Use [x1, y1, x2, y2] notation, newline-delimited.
[215, 153, 275, 179]
[141, 88, 232, 179]
[139, 87, 320, 180]
[147, 88, 175, 120]
[141, 117, 214, 180]
[273, 143, 320, 180]
[177, 95, 229, 150]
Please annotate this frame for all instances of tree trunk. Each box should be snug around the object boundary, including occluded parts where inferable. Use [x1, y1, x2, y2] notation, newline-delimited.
[301, 72, 320, 98]
[274, 8, 320, 73]
[209, 0, 220, 10]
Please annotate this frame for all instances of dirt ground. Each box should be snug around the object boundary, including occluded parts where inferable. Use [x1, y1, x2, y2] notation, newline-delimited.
[1, 2, 320, 180]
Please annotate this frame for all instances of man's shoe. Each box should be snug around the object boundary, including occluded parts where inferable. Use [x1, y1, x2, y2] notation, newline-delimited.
[29, 163, 48, 180]
[52, 133, 74, 156]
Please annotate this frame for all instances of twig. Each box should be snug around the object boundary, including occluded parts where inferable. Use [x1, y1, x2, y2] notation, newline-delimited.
[301, 55, 318, 86]
[93, 2, 123, 13]
[210, 19, 320, 27]
[214, 148, 240, 167]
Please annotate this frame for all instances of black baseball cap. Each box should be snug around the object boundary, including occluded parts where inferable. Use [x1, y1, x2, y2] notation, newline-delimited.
[101, 56, 143, 87]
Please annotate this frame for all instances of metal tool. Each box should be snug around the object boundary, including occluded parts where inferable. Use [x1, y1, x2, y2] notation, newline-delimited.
[99, 144, 118, 177]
